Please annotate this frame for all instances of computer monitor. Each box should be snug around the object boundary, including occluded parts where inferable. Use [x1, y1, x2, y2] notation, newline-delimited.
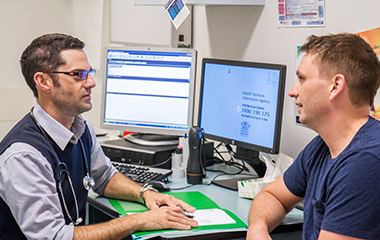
[198, 58, 286, 177]
[100, 46, 197, 146]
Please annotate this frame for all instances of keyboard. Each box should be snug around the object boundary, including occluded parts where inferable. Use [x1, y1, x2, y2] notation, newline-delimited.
[112, 161, 172, 184]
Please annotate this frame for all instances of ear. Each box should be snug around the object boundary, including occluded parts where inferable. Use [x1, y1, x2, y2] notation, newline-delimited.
[34, 72, 52, 94]
[329, 74, 346, 101]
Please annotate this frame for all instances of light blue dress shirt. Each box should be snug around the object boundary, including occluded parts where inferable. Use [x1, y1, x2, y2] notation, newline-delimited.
[0, 103, 117, 239]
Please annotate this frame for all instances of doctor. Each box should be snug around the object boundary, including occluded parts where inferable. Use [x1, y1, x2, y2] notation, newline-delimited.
[0, 33, 197, 240]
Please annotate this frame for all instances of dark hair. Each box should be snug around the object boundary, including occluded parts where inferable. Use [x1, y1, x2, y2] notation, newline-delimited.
[299, 33, 380, 107]
[20, 33, 85, 98]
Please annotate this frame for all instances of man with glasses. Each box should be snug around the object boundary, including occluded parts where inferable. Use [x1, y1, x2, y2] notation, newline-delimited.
[0, 33, 197, 240]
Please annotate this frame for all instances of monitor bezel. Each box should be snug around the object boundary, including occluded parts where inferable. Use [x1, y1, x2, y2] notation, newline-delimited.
[197, 58, 287, 154]
[100, 45, 197, 137]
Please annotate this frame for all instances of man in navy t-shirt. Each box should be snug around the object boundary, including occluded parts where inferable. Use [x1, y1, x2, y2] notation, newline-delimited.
[247, 33, 380, 240]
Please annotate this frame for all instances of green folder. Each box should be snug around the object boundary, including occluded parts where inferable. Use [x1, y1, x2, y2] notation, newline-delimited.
[108, 191, 247, 239]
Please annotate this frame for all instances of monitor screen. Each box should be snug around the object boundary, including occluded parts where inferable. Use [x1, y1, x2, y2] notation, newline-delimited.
[198, 58, 286, 157]
[100, 46, 197, 140]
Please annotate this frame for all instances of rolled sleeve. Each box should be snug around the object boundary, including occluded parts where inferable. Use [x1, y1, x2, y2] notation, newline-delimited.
[0, 143, 73, 240]
[86, 121, 118, 195]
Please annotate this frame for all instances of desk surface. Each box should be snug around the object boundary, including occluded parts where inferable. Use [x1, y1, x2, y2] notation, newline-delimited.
[88, 163, 303, 234]
[165, 164, 302, 226]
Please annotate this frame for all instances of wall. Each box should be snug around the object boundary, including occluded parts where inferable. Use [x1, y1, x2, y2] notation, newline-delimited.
[0, 0, 74, 138]
[191, 0, 380, 158]
[0, 0, 104, 139]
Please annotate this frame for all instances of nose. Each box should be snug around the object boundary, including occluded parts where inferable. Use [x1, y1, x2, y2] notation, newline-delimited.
[85, 73, 96, 89]
[288, 80, 299, 99]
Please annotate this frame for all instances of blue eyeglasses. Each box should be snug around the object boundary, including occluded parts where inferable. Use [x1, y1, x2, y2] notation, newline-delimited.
[42, 69, 96, 80]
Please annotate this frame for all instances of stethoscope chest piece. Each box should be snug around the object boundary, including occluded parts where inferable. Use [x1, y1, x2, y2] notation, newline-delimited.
[83, 174, 95, 191]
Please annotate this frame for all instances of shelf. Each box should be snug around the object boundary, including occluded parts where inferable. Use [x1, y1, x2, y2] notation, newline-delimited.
[135, 0, 265, 6]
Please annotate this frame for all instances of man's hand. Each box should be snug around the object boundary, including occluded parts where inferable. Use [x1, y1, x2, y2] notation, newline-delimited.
[143, 190, 196, 213]
[131, 206, 198, 232]
[73, 201, 198, 240]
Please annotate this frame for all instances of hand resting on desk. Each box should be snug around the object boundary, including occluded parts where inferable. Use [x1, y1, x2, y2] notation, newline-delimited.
[130, 206, 198, 232]
[144, 190, 196, 212]
[136, 190, 198, 230]
[76, 172, 197, 239]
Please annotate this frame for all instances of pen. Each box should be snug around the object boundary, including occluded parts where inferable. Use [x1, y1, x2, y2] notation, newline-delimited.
[181, 212, 194, 218]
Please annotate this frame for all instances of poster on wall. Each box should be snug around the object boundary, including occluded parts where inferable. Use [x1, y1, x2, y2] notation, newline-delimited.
[357, 26, 380, 58]
[356, 26, 380, 119]
[278, 0, 325, 28]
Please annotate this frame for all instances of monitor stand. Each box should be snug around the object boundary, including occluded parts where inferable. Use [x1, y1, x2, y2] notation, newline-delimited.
[212, 176, 258, 191]
[234, 147, 267, 178]
[124, 133, 179, 147]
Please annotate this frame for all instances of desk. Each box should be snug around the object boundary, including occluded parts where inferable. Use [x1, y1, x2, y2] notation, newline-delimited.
[87, 164, 303, 239]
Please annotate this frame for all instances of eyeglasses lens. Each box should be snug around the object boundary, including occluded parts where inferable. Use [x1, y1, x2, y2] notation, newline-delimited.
[78, 69, 96, 80]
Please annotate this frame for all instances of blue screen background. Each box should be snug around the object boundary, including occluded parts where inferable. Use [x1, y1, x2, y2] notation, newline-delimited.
[200, 63, 280, 149]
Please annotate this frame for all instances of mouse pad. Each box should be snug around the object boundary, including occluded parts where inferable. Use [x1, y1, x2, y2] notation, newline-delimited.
[212, 176, 257, 191]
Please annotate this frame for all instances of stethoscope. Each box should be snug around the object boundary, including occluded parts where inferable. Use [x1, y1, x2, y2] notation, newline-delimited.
[30, 108, 95, 225]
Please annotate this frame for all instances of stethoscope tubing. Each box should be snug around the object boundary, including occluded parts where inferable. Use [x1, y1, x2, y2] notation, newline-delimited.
[29, 107, 94, 225]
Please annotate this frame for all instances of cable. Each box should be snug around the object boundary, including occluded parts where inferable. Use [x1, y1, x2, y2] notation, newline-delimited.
[169, 185, 196, 190]
[144, 149, 175, 168]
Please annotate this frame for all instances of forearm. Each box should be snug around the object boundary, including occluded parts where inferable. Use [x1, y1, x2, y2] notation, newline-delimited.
[247, 175, 302, 240]
[74, 212, 155, 240]
[74, 215, 137, 240]
[248, 190, 287, 235]
[102, 172, 143, 203]
[95, 172, 197, 239]
[74, 206, 198, 240]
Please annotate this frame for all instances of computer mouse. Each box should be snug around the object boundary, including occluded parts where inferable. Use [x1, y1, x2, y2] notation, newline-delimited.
[146, 180, 170, 192]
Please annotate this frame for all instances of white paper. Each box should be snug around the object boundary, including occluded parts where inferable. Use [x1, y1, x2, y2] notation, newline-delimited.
[129, 209, 235, 226]
[191, 209, 236, 226]
[165, 0, 190, 29]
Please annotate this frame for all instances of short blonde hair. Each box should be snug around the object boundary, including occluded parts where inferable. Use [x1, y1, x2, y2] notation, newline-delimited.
[300, 33, 380, 107]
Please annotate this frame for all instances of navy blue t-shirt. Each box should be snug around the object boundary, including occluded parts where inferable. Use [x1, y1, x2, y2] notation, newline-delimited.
[284, 117, 380, 239]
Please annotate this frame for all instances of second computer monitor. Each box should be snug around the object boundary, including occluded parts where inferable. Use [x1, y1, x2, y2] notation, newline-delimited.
[198, 58, 286, 155]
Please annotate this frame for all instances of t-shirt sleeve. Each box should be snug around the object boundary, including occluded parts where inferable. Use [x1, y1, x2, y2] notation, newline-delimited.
[283, 148, 308, 198]
[321, 152, 380, 239]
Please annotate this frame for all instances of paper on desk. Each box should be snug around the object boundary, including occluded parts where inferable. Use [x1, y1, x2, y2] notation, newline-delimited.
[129, 208, 236, 226]
[192, 209, 236, 226]
[127, 209, 235, 226]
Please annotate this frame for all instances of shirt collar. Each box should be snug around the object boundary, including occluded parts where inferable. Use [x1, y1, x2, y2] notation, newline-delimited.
[33, 102, 87, 150]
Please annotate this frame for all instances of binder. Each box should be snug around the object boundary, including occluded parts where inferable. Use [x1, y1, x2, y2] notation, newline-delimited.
[108, 191, 247, 239]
